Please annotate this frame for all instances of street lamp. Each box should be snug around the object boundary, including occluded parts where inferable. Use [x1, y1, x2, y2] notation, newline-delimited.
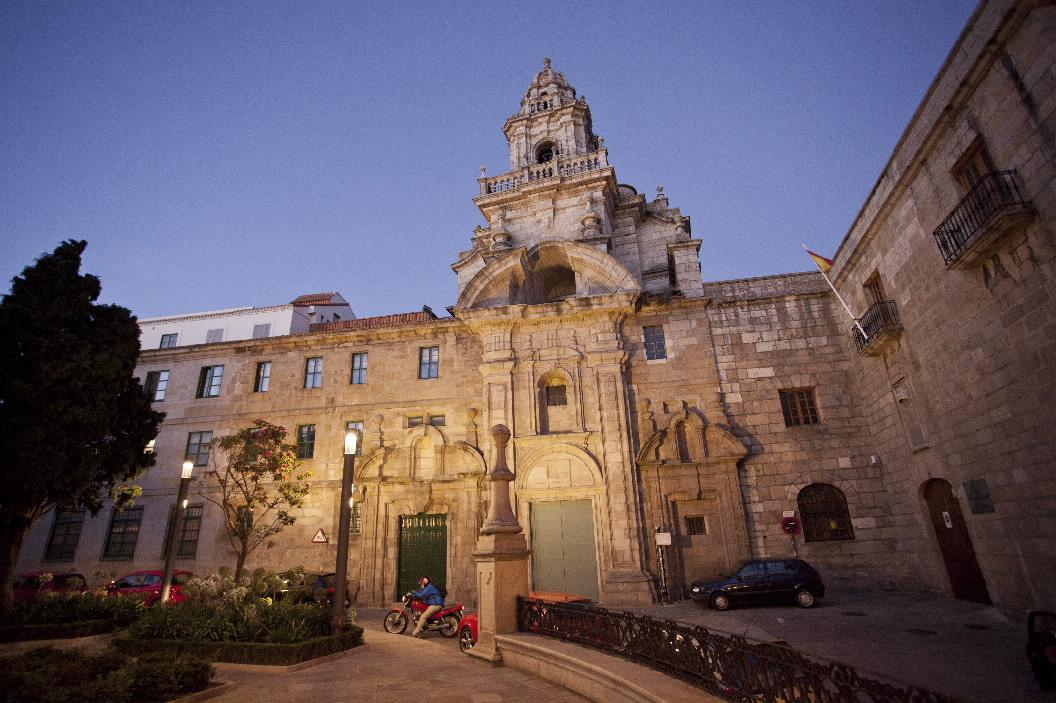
[160, 460, 194, 604]
[331, 428, 358, 633]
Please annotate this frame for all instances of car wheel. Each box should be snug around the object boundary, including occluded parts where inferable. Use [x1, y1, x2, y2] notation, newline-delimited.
[439, 614, 460, 638]
[795, 589, 816, 608]
[459, 626, 476, 652]
[711, 593, 731, 611]
[384, 611, 408, 634]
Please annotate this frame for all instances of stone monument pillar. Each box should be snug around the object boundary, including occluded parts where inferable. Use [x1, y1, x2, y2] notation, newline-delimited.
[469, 424, 530, 663]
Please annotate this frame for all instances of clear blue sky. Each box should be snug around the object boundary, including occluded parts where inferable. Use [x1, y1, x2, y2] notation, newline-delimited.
[1, 1, 978, 320]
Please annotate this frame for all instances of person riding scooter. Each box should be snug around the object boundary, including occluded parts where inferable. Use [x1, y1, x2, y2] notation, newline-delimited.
[409, 576, 443, 638]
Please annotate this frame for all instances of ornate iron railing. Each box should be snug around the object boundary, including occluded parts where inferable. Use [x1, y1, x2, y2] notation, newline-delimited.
[517, 598, 956, 702]
[852, 300, 902, 353]
[932, 170, 1031, 265]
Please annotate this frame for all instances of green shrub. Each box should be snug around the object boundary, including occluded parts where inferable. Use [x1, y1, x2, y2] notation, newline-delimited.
[129, 598, 330, 644]
[0, 646, 211, 703]
[0, 593, 143, 627]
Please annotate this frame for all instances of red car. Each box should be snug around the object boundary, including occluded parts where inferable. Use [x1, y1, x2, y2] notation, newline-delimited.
[13, 572, 88, 603]
[458, 612, 478, 653]
[106, 570, 192, 606]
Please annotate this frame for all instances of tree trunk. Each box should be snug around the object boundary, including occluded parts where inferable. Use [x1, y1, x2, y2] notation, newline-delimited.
[0, 510, 32, 613]
[234, 543, 248, 582]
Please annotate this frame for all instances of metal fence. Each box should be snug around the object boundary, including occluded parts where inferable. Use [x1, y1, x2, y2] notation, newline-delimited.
[517, 597, 956, 703]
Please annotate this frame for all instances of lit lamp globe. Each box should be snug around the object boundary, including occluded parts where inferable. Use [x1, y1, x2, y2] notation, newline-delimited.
[344, 429, 359, 456]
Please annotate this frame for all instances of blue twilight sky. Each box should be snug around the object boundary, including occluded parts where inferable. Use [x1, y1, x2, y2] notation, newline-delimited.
[1, 1, 979, 320]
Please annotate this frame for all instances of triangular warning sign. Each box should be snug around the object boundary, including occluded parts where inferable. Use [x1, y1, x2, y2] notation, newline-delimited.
[311, 528, 328, 543]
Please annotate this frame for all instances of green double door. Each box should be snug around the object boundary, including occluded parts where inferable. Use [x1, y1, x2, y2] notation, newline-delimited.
[396, 514, 447, 598]
[530, 500, 599, 601]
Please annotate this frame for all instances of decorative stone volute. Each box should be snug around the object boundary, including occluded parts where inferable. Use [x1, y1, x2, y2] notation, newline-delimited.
[480, 424, 521, 534]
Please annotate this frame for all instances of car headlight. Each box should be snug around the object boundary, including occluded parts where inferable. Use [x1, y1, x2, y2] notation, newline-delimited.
[691, 586, 701, 593]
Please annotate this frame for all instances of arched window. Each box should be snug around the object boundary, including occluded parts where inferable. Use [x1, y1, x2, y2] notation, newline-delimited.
[539, 372, 573, 434]
[536, 141, 557, 164]
[797, 483, 854, 542]
[675, 422, 691, 463]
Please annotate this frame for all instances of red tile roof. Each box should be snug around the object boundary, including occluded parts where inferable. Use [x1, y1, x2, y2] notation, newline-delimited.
[291, 292, 339, 306]
[308, 310, 437, 333]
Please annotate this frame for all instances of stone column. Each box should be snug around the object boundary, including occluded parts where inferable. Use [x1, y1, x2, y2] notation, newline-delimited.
[470, 424, 530, 664]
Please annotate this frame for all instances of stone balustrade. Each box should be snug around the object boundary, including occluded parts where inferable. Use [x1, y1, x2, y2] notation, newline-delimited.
[479, 149, 609, 195]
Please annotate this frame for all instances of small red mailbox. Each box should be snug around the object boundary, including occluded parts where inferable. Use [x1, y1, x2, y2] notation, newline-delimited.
[781, 516, 801, 535]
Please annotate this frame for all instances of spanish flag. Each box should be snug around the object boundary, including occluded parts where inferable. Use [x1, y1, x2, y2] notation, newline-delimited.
[803, 247, 833, 274]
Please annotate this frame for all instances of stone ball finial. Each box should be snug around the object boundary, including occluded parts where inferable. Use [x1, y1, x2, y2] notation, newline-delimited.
[657, 184, 665, 196]
[479, 165, 487, 177]
[543, 57, 551, 70]
[491, 424, 511, 445]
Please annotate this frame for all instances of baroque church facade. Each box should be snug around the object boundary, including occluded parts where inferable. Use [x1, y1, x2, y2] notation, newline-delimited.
[19, 0, 1056, 616]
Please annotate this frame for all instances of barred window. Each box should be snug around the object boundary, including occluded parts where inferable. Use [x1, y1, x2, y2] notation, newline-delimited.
[798, 483, 855, 542]
[297, 424, 316, 459]
[685, 516, 708, 536]
[350, 502, 362, 535]
[779, 388, 819, 427]
[351, 353, 368, 384]
[185, 431, 213, 467]
[196, 365, 224, 398]
[419, 346, 439, 379]
[162, 504, 204, 558]
[643, 325, 667, 360]
[144, 370, 169, 402]
[44, 509, 85, 562]
[102, 506, 144, 560]
[545, 385, 567, 407]
[304, 357, 323, 388]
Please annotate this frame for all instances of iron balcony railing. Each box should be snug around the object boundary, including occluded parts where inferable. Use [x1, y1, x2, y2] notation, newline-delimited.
[932, 170, 1031, 265]
[852, 300, 902, 353]
[518, 597, 954, 702]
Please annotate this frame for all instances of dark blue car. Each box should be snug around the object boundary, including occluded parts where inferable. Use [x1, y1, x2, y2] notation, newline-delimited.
[689, 558, 825, 610]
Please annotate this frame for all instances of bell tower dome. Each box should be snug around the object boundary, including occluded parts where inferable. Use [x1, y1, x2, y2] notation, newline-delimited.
[504, 57, 600, 170]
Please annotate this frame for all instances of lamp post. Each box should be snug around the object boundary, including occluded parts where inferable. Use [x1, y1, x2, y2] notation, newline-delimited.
[331, 428, 358, 633]
[160, 460, 194, 605]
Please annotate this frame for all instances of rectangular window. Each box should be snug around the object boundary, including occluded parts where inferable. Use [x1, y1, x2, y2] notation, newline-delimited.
[144, 370, 169, 402]
[351, 352, 368, 384]
[159, 333, 178, 349]
[779, 388, 820, 427]
[205, 328, 224, 344]
[953, 138, 994, 192]
[196, 365, 224, 398]
[545, 385, 567, 407]
[252, 323, 271, 339]
[685, 516, 708, 536]
[304, 357, 323, 388]
[428, 415, 446, 427]
[162, 504, 204, 558]
[297, 424, 316, 459]
[185, 431, 213, 467]
[864, 272, 886, 306]
[419, 346, 439, 379]
[44, 509, 85, 562]
[643, 325, 667, 360]
[345, 420, 364, 455]
[350, 502, 362, 535]
[254, 361, 271, 392]
[407, 416, 423, 428]
[102, 506, 144, 561]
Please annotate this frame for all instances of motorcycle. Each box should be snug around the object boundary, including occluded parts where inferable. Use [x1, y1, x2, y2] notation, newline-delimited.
[383, 592, 463, 638]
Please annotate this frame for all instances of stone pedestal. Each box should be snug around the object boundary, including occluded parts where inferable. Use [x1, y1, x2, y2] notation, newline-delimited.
[469, 532, 530, 663]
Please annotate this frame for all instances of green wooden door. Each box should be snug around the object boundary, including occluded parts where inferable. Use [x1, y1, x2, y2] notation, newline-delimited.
[396, 514, 447, 599]
[530, 500, 598, 601]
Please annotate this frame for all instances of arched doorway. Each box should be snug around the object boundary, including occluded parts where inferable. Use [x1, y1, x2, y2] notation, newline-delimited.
[922, 479, 990, 603]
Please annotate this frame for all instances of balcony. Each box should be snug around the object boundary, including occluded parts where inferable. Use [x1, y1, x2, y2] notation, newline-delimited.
[852, 300, 903, 355]
[478, 149, 610, 197]
[932, 170, 1034, 269]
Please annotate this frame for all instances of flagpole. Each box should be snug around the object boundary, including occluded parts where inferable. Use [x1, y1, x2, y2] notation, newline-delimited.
[802, 245, 868, 340]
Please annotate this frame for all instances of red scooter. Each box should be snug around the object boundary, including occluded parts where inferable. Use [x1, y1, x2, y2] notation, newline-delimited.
[383, 592, 463, 637]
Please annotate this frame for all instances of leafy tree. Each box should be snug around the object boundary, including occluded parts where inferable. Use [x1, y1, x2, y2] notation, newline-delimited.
[203, 420, 312, 581]
[0, 240, 163, 610]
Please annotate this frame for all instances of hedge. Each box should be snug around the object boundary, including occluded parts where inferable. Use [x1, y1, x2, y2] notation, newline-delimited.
[113, 625, 364, 666]
[0, 618, 118, 642]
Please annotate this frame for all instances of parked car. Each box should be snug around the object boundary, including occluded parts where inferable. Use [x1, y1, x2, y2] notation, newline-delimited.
[689, 558, 825, 610]
[105, 570, 192, 606]
[310, 572, 351, 608]
[458, 612, 478, 653]
[271, 570, 326, 603]
[12, 572, 88, 603]
[1027, 611, 1056, 689]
